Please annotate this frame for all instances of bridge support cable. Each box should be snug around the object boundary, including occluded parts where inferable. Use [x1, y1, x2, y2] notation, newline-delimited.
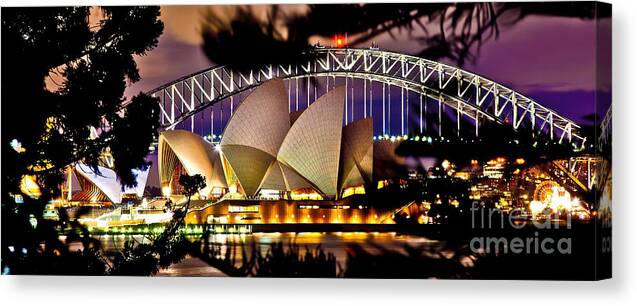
[387, 84, 391, 134]
[424, 93, 428, 133]
[219, 100, 223, 136]
[401, 86, 404, 135]
[230, 96, 234, 118]
[406, 87, 410, 134]
[313, 62, 318, 103]
[438, 98, 442, 137]
[475, 111, 479, 137]
[419, 94, 423, 134]
[363, 78, 367, 118]
[306, 76, 310, 108]
[457, 101, 461, 137]
[287, 79, 291, 112]
[345, 75, 348, 124]
[369, 78, 373, 120]
[295, 74, 299, 111]
[230, 71, 235, 117]
[351, 77, 355, 123]
[382, 82, 386, 135]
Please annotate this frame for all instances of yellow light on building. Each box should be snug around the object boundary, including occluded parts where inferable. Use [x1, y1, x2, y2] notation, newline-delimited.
[529, 200, 545, 216]
[290, 190, 322, 200]
[20, 175, 41, 199]
[454, 172, 470, 180]
[442, 160, 451, 170]
[377, 180, 387, 189]
[161, 185, 171, 197]
[342, 185, 366, 198]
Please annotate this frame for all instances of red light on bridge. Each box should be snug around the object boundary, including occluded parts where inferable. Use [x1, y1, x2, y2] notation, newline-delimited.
[334, 35, 346, 48]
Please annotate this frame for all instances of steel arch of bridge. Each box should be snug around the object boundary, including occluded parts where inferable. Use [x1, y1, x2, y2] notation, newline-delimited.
[148, 47, 585, 147]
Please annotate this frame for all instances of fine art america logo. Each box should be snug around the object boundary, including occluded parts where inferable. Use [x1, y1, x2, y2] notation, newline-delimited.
[469, 202, 572, 255]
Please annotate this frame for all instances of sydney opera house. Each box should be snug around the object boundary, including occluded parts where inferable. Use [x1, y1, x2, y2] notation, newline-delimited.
[158, 79, 394, 202]
[64, 79, 403, 224]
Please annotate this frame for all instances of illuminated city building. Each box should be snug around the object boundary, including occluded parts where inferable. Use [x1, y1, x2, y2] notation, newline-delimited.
[185, 198, 394, 225]
[483, 158, 506, 179]
[19, 175, 41, 199]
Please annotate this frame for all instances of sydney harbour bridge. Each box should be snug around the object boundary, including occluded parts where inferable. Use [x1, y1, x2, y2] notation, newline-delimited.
[143, 45, 610, 198]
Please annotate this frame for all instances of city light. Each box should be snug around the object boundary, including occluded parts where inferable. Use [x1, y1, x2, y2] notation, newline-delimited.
[442, 160, 451, 170]
[19, 175, 41, 199]
[162, 185, 171, 197]
[10, 139, 25, 153]
[529, 200, 545, 216]
[529, 184, 589, 219]
[334, 34, 346, 47]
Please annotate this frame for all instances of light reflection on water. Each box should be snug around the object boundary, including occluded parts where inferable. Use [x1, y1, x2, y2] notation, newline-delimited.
[95, 232, 444, 273]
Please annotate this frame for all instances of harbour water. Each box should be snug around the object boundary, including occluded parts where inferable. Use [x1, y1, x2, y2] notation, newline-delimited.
[94, 232, 448, 276]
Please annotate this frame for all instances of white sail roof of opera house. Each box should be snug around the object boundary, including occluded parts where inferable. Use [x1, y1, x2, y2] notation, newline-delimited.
[73, 163, 149, 204]
[220, 79, 291, 196]
[158, 129, 227, 196]
[338, 117, 374, 194]
[158, 80, 374, 199]
[277, 87, 346, 197]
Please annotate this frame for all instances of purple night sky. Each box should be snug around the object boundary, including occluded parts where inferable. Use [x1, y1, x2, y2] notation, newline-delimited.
[125, 5, 611, 123]
[127, 5, 611, 188]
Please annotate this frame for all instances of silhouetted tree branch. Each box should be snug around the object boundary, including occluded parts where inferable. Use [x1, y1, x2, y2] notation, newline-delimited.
[200, 3, 609, 69]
